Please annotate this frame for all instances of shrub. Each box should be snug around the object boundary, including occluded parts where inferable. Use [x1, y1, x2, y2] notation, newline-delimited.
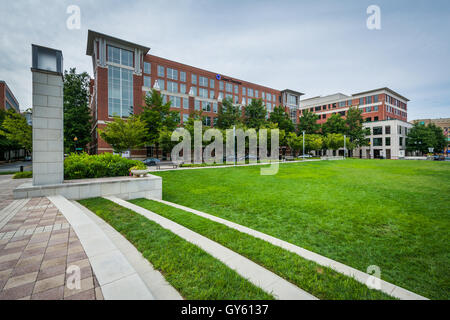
[13, 171, 32, 179]
[64, 153, 143, 180]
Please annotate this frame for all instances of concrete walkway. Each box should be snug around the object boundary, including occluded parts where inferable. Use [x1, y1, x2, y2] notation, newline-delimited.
[71, 200, 182, 300]
[149, 198, 428, 300]
[49, 195, 155, 300]
[106, 196, 318, 300]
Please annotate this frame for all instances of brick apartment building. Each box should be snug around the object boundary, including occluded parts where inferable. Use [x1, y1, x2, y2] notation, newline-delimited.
[86, 30, 303, 158]
[0, 81, 20, 112]
[300, 88, 411, 159]
[411, 118, 450, 154]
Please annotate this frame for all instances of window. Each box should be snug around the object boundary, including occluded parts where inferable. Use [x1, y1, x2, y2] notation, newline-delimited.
[226, 83, 233, 92]
[399, 137, 403, 146]
[234, 85, 238, 94]
[202, 116, 211, 126]
[373, 138, 383, 146]
[374, 95, 379, 103]
[202, 101, 211, 112]
[169, 96, 181, 108]
[374, 116, 379, 121]
[191, 74, 197, 85]
[210, 90, 215, 99]
[385, 137, 391, 146]
[199, 76, 208, 87]
[183, 114, 189, 123]
[365, 107, 371, 113]
[366, 96, 372, 104]
[234, 96, 239, 104]
[262, 92, 265, 100]
[180, 71, 186, 82]
[167, 81, 178, 93]
[167, 68, 178, 80]
[373, 127, 383, 135]
[398, 126, 402, 134]
[266, 93, 271, 101]
[157, 79, 165, 91]
[242, 87, 247, 96]
[213, 103, 218, 113]
[180, 84, 186, 94]
[107, 45, 133, 67]
[373, 106, 379, 112]
[144, 76, 151, 88]
[359, 98, 364, 105]
[183, 98, 189, 110]
[144, 62, 151, 74]
[219, 81, 224, 90]
[194, 100, 200, 111]
[339, 101, 346, 107]
[255, 90, 259, 98]
[385, 126, 391, 134]
[210, 79, 215, 89]
[199, 88, 208, 98]
[348, 100, 352, 106]
[108, 65, 133, 117]
[158, 65, 165, 77]
[248, 88, 254, 97]
[191, 86, 197, 96]
[213, 117, 218, 126]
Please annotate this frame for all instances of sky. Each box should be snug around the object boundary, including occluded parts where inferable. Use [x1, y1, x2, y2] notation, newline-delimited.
[0, 0, 449, 120]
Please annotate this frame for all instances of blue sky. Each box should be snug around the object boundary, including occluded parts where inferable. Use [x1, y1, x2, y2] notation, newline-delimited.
[0, 0, 449, 120]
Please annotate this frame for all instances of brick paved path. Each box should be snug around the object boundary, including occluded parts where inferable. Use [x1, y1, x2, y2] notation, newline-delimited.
[0, 175, 29, 210]
[0, 197, 103, 300]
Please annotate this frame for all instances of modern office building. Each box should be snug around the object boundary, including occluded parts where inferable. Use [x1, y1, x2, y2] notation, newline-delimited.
[86, 30, 304, 157]
[300, 88, 411, 159]
[0, 81, 20, 112]
[411, 118, 450, 154]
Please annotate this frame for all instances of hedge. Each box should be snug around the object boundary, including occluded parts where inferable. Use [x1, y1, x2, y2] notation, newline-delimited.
[64, 153, 145, 180]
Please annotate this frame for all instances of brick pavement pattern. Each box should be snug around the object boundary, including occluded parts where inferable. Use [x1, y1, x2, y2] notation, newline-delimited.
[0, 197, 103, 300]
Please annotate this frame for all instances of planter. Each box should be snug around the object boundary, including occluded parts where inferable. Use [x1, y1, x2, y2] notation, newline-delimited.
[130, 169, 150, 178]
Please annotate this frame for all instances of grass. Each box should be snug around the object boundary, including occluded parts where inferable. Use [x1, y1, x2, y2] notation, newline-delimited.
[78, 197, 273, 300]
[12, 171, 32, 179]
[0, 171, 18, 175]
[151, 159, 450, 299]
[130, 198, 393, 300]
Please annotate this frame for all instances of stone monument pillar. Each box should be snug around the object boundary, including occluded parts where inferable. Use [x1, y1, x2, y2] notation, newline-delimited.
[31, 45, 64, 186]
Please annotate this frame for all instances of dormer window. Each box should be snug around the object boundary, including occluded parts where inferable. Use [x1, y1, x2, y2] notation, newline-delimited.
[107, 45, 133, 67]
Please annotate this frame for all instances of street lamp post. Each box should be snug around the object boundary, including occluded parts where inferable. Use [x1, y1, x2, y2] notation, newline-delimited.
[74, 137, 78, 153]
[302, 131, 305, 160]
[344, 134, 346, 159]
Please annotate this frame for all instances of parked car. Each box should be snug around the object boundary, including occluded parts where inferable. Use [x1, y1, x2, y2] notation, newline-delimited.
[237, 155, 258, 162]
[142, 158, 161, 166]
[434, 155, 445, 161]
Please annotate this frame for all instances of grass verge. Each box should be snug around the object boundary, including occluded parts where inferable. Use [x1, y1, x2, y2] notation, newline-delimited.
[151, 159, 450, 299]
[12, 171, 32, 179]
[129, 198, 393, 300]
[78, 197, 273, 300]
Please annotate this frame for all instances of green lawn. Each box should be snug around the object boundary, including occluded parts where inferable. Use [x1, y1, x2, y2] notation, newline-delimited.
[152, 159, 450, 299]
[78, 197, 273, 300]
[130, 198, 392, 300]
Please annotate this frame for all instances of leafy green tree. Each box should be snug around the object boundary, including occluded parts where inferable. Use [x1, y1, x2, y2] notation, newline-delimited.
[323, 133, 349, 152]
[269, 106, 295, 133]
[243, 99, 267, 130]
[345, 107, 370, 149]
[0, 109, 21, 158]
[305, 134, 324, 154]
[0, 109, 32, 152]
[63, 68, 92, 153]
[217, 97, 242, 129]
[322, 114, 346, 134]
[298, 110, 320, 134]
[406, 122, 446, 154]
[286, 132, 302, 156]
[140, 89, 180, 157]
[98, 115, 147, 154]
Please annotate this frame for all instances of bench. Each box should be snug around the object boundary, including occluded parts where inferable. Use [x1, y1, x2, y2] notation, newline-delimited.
[156, 161, 183, 170]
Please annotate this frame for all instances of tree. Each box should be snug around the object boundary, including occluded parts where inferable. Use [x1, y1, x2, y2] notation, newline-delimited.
[63, 68, 92, 153]
[0, 109, 32, 153]
[322, 114, 346, 134]
[0, 109, 21, 159]
[243, 99, 267, 130]
[98, 115, 147, 154]
[286, 132, 302, 156]
[323, 133, 349, 152]
[216, 97, 242, 129]
[345, 107, 370, 149]
[305, 134, 324, 154]
[269, 106, 295, 133]
[298, 110, 320, 134]
[406, 122, 446, 154]
[140, 89, 180, 157]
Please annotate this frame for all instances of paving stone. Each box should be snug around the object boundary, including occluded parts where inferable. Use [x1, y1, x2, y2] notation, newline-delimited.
[64, 277, 94, 298]
[0, 260, 18, 272]
[0, 252, 22, 263]
[0, 282, 34, 300]
[33, 273, 65, 294]
[11, 261, 42, 277]
[4, 272, 38, 290]
[31, 285, 64, 300]
[4, 240, 29, 250]
[41, 256, 66, 269]
[65, 288, 95, 300]
[44, 248, 67, 260]
[37, 264, 66, 281]
[67, 251, 87, 263]
[95, 287, 103, 300]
